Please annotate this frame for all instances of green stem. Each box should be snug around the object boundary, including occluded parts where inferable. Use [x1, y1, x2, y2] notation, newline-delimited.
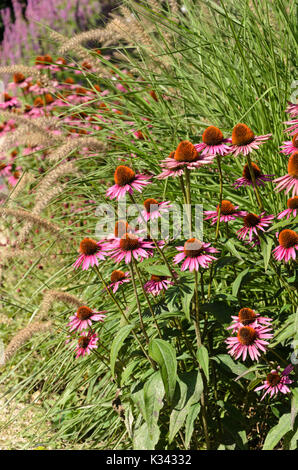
[128, 192, 178, 284]
[246, 153, 264, 211]
[133, 258, 163, 339]
[93, 265, 155, 368]
[193, 270, 210, 450]
[215, 155, 223, 241]
[129, 262, 150, 344]
[184, 168, 192, 236]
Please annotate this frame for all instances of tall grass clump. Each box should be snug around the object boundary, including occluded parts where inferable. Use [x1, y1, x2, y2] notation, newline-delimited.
[0, 0, 297, 450]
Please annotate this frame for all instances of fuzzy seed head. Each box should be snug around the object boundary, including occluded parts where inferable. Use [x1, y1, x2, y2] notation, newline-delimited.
[243, 213, 260, 228]
[13, 73, 26, 84]
[242, 162, 262, 181]
[237, 326, 257, 345]
[278, 229, 298, 248]
[151, 274, 166, 281]
[238, 308, 257, 325]
[78, 336, 90, 349]
[119, 233, 140, 251]
[287, 196, 298, 209]
[184, 238, 204, 257]
[217, 200, 235, 215]
[292, 133, 298, 148]
[174, 140, 198, 162]
[111, 270, 125, 282]
[114, 166, 136, 186]
[114, 220, 131, 238]
[232, 123, 255, 145]
[77, 306, 93, 320]
[266, 372, 281, 387]
[79, 238, 99, 256]
[288, 152, 298, 177]
[202, 126, 223, 145]
[144, 198, 158, 212]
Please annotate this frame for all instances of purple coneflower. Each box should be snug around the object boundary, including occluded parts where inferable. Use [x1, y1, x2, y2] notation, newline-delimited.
[157, 141, 214, 179]
[173, 238, 218, 271]
[68, 306, 106, 332]
[284, 119, 298, 136]
[73, 238, 107, 270]
[204, 200, 246, 225]
[277, 196, 298, 219]
[227, 308, 272, 333]
[195, 125, 231, 156]
[0, 93, 20, 109]
[274, 152, 298, 197]
[144, 274, 175, 296]
[273, 229, 298, 262]
[74, 331, 98, 358]
[285, 102, 298, 117]
[106, 165, 151, 200]
[237, 212, 274, 242]
[280, 133, 298, 155]
[254, 365, 293, 400]
[138, 198, 172, 222]
[8, 168, 22, 187]
[234, 162, 274, 188]
[229, 123, 271, 156]
[226, 325, 273, 361]
[108, 270, 130, 293]
[109, 233, 155, 264]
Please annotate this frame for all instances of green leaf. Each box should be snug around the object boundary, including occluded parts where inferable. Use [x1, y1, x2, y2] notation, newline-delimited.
[196, 345, 209, 382]
[185, 403, 201, 448]
[132, 372, 165, 450]
[260, 237, 274, 271]
[143, 264, 175, 277]
[212, 354, 255, 380]
[263, 413, 292, 450]
[225, 240, 244, 261]
[291, 388, 298, 429]
[169, 370, 203, 443]
[181, 281, 195, 322]
[201, 301, 234, 324]
[232, 267, 250, 297]
[149, 339, 177, 403]
[110, 324, 134, 377]
[133, 422, 160, 450]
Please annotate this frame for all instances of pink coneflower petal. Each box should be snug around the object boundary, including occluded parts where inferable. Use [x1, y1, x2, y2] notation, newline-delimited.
[73, 331, 98, 358]
[68, 306, 106, 332]
[226, 325, 273, 361]
[106, 166, 151, 200]
[108, 270, 131, 293]
[144, 274, 175, 296]
[285, 102, 298, 117]
[237, 212, 274, 242]
[273, 229, 298, 263]
[255, 365, 293, 400]
[108, 233, 155, 264]
[277, 196, 298, 219]
[227, 308, 272, 333]
[274, 151, 298, 197]
[230, 123, 271, 156]
[280, 133, 298, 155]
[173, 238, 218, 272]
[234, 162, 274, 188]
[204, 200, 246, 225]
[73, 238, 107, 271]
[194, 126, 232, 156]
